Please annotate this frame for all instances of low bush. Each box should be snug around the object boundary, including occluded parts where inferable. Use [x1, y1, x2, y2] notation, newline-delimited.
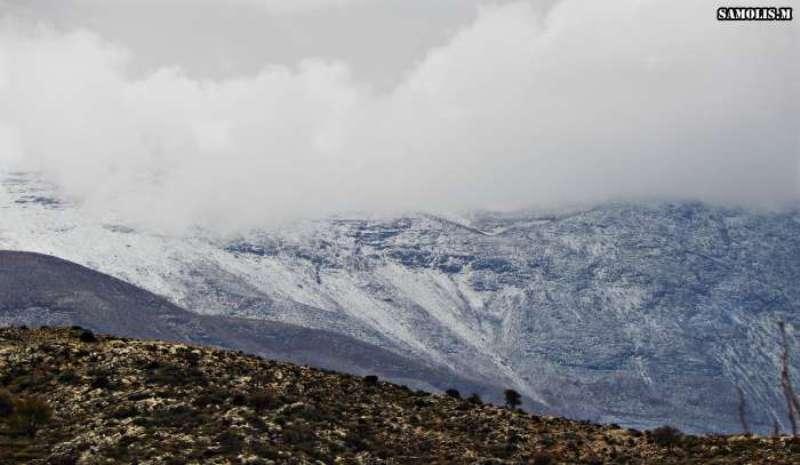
[248, 391, 279, 412]
[216, 430, 244, 455]
[504, 389, 522, 409]
[110, 405, 139, 419]
[193, 388, 229, 407]
[78, 329, 98, 343]
[47, 452, 79, 465]
[0, 389, 14, 416]
[532, 451, 553, 465]
[9, 397, 53, 436]
[582, 454, 603, 465]
[57, 370, 80, 385]
[147, 363, 205, 386]
[90, 375, 113, 390]
[650, 425, 682, 448]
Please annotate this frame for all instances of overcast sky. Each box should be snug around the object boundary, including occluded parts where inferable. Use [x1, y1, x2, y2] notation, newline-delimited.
[0, 0, 797, 231]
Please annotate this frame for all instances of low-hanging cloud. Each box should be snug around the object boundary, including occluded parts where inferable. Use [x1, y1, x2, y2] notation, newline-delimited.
[74, 0, 374, 15]
[0, 1, 798, 232]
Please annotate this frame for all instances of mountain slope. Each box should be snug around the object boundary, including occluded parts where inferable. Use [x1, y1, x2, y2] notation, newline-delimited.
[2, 327, 799, 465]
[0, 251, 502, 400]
[1, 172, 799, 432]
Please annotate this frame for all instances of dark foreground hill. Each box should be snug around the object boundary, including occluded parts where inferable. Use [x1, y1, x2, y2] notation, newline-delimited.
[0, 250, 514, 407]
[1, 327, 799, 465]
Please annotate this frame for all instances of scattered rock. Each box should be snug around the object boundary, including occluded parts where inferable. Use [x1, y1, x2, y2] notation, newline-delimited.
[0, 326, 796, 465]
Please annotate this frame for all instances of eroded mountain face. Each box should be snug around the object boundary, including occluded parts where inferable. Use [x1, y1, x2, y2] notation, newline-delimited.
[2, 172, 799, 433]
[0, 251, 502, 406]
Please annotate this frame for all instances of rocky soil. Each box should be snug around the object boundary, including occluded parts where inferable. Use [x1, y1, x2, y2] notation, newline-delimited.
[1, 327, 798, 465]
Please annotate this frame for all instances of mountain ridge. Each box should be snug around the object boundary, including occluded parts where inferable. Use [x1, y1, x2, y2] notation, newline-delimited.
[0, 250, 508, 406]
[2, 172, 799, 433]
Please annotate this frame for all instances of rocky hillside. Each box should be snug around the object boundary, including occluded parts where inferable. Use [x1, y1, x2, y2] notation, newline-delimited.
[1, 327, 798, 465]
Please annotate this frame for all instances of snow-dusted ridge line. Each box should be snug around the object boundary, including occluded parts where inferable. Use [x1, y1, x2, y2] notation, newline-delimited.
[1, 172, 799, 433]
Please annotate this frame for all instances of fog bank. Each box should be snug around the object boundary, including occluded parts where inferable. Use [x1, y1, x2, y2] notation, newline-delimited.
[0, 1, 797, 231]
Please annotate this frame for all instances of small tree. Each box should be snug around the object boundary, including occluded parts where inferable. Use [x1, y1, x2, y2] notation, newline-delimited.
[504, 389, 521, 409]
[778, 321, 800, 437]
[736, 385, 750, 434]
[467, 393, 483, 405]
[650, 425, 682, 448]
[445, 388, 461, 399]
[773, 414, 782, 436]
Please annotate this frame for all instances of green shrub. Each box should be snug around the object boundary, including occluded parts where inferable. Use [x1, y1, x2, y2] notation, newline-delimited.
[9, 397, 53, 436]
[90, 375, 113, 390]
[216, 430, 244, 455]
[344, 432, 369, 452]
[445, 388, 461, 399]
[282, 423, 317, 445]
[147, 363, 204, 386]
[47, 452, 79, 465]
[57, 370, 80, 385]
[193, 388, 229, 407]
[504, 389, 522, 409]
[650, 425, 682, 448]
[532, 451, 553, 465]
[78, 329, 98, 343]
[110, 405, 139, 419]
[231, 392, 247, 406]
[0, 389, 14, 417]
[144, 405, 198, 428]
[248, 391, 279, 412]
[582, 454, 603, 465]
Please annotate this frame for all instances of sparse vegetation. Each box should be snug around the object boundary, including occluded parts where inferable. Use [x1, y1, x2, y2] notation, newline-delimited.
[778, 321, 800, 436]
[650, 425, 682, 448]
[582, 454, 604, 465]
[77, 328, 97, 343]
[532, 451, 553, 465]
[736, 385, 750, 434]
[56, 370, 79, 385]
[0, 326, 797, 464]
[0, 390, 14, 417]
[445, 388, 461, 399]
[7, 397, 52, 436]
[248, 391, 279, 412]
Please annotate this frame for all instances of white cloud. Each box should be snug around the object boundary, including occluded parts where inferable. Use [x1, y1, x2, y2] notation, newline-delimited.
[234, 0, 371, 14]
[72, 0, 373, 15]
[0, 1, 797, 232]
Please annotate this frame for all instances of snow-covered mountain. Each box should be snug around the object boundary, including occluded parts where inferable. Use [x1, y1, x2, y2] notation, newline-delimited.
[0, 250, 498, 399]
[1, 171, 799, 433]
